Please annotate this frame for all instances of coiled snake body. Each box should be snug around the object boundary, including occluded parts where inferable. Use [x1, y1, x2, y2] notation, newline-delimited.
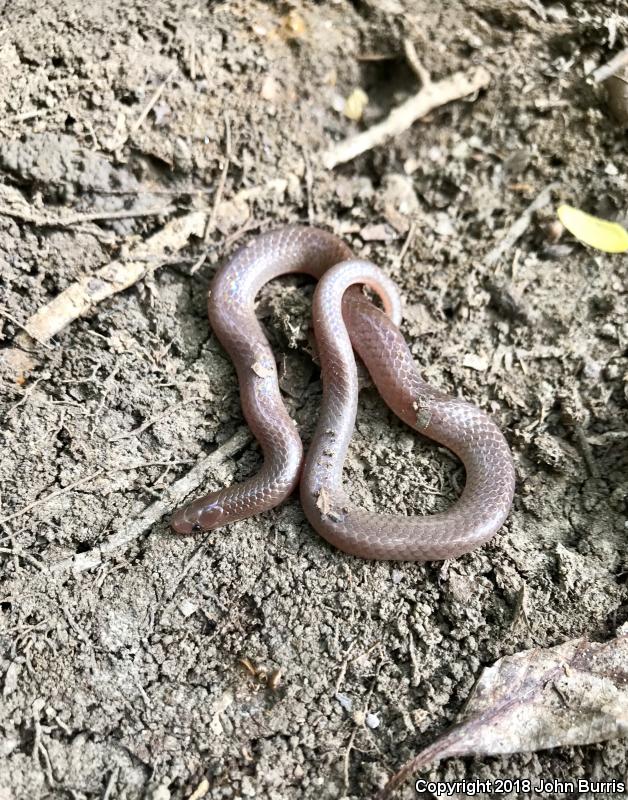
[171, 226, 515, 561]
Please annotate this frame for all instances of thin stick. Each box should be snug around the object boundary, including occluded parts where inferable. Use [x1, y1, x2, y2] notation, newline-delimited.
[302, 144, 315, 225]
[485, 183, 558, 267]
[323, 65, 490, 169]
[396, 221, 416, 268]
[342, 652, 385, 790]
[0, 547, 44, 570]
[592, 47, 628, 83]
[0, 305, 53, 350]
[0, 471, 103, 524]
[50, 428, 251, 573]
[187, 779, 210, 800]
[56, 205, 175, 226]
[343, 726, 359, 790]
[191, 112, 232, 274]
[0, 201, 174, 229]
[19, 210, 206, 343]
[37, 741, 55, 788]
[0, 459, 194, 536]
[105, 68, 178, 151]
[103, 768, 119, 800]
[335, 640, 357, 694]
[3, 108, 49, 124]
[224, 218, 263, 249]
[132, 68, 177, 135]
[108, 397, 202, 442]
[403, 39, 431, 87]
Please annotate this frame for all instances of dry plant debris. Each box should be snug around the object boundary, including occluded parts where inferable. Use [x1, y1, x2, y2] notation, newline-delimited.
[50, 428, 250, 573]
[379, 630, 628, 798]
[557, 204, 628, 253]
[485, 183, 558, 266]
[20, 211, 206, 344]
[323, 65, 490, 168]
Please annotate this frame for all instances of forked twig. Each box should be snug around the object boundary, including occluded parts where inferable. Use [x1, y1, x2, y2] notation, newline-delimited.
[50, 428, 251, 573]
[323, 65, 490, 168]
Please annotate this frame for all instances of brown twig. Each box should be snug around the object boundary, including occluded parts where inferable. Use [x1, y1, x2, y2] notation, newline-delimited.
[2, 108, 50, 124]
[18, 210, 206, 343]
[187, 779, 210, 800]
[103, 768, 119, 800]
[334, 641, 357, 695]
[302, 144, 315, 225]
[396, 221, 417, 268]
[134, 69, 177, 132]
[0, 471, 104, 524]
[485, 183, 558, 267]
[108, 397, 203, 442]
[342, 652, 385, 790]
[108, 67, 177, 150]
[323, 65, 490, 168]
[0, 547, 45, 570]
[55, 205, 175, 226]
[0, 204, 174, 228]
[50, 428, 251, 573]
[191, 112, 232, 274]
[0, 183, 174, 230]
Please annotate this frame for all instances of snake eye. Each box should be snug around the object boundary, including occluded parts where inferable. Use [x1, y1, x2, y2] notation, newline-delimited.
[192, 523, 202, 533]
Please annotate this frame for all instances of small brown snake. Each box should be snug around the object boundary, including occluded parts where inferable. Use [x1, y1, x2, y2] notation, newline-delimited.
[171, 226, 515, 560]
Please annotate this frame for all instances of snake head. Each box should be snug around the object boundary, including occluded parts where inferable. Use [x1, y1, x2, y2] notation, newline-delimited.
[170, 497, 225, 535]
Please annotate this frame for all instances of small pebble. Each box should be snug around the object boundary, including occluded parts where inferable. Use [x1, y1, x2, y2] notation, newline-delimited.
[366, 712, 380, 729]
[462, 353, 489, 372]
[179, 600, 198, 618]
[336, 692, 352, 711]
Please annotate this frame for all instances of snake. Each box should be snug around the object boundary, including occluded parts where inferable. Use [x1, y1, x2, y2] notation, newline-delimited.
[170, 226, 515, 561]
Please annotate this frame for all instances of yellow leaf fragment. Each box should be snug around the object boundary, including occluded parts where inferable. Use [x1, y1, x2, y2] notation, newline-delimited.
[279, 10, 306, 40]
[344, 88, 369, 121]
[557, 204, 628, 253]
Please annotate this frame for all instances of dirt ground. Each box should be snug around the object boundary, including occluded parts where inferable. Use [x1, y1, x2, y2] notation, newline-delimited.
[1, 1, 627, 798]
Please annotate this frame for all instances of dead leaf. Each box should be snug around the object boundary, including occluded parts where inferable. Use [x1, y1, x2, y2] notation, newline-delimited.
[379, 630, 628, 798]
[316, 487, 332, 515]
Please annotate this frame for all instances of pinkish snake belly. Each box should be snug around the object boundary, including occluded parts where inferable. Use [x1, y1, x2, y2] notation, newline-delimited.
[171, 226, 515, 560]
